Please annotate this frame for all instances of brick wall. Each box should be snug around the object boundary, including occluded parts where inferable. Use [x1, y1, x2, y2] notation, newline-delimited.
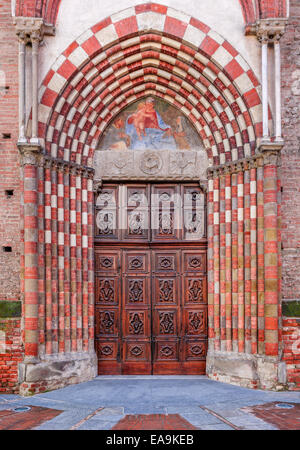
[280, 0, 300, 390]
[0, 319, 23, 393]
[282, 318, 300, 390]
[0, 0, 21, 302]
[281, 1, 300, 303]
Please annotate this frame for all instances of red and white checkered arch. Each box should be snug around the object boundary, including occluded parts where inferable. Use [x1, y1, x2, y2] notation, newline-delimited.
[37, 4, 264, 167]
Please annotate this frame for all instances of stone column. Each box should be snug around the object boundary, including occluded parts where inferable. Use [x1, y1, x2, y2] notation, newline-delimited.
[18, 143, 43, 363]
[30, 30, 42, 144]
[14, 17, 54, 144]
[274, 37, 282, 140]
[261, 37, 269, 141]
[17, 31, 27, 143]
[256, 19, 287, 143]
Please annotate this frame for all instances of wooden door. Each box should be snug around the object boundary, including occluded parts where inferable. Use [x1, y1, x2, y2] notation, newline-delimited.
[121, 250, 152, 374]
[95, 182, 207, 375]
[95, 249, 122, 374]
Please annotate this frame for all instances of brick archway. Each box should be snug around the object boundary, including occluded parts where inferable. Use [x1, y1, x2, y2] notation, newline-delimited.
[18, 5, 284, 394]
[37, 6, 264, 167]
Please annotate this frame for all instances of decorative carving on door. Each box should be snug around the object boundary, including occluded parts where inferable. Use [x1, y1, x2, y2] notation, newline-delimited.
[159, 212, 173, 235]
[188, 311, 205, 335]
[99, 280, 114, 303]
[128, 280, 144, 303]
[160, 345, 174, 358]
[129, 345, 143, 358]
[99, 311, 115, 334]
[96, 211, 114, 235]
[188, 256, 203, 269]
[188, 343, 206, 358]
[129, 257, 144, 270]
[100, 345, 113, 357]
[158, 256, 174, 270]
[95, 183, 207, 375]
[129, 312, 144, 335]
[128, 212, 145, 235]
[159, 280, 174, 302]
[159, 312, 174, 334]
[99, 257, 113, 269]
[188, 280, 203, 303]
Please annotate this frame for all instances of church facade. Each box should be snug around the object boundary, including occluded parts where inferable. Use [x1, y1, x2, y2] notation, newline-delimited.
[0, 0, 299, 395]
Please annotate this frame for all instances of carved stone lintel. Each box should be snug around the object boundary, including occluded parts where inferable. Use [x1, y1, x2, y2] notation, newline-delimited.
[256, 18, 288, 43]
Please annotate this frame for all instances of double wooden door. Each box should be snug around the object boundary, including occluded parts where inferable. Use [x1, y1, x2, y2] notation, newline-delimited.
[94, 182, 207, 375]
[95, 245, 207, 374]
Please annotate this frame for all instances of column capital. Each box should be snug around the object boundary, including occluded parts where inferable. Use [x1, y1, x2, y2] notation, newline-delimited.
[255, 18, 288, 43]
[18, 142, 44, 166]
[257, 141, 283, 166]
[13, 16, 55, 43]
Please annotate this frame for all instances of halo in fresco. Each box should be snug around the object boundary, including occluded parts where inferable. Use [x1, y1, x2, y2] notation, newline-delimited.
[97, 97, 203, 151]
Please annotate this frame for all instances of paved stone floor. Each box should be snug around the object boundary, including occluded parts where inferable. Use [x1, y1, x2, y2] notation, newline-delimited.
[0, 376, 299, 430]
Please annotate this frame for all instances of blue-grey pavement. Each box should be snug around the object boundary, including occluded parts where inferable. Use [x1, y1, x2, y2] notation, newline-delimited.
[0, 376, 299, 430]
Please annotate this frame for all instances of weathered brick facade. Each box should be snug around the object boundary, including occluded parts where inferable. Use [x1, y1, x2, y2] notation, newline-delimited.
[0, 319, 23, 393]
[0, 0, 21, 302]
[0, 0, 299, 394]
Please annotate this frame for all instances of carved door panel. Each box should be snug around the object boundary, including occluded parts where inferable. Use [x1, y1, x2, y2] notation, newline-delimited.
[95, 182, 207, 375]
[152, 249, 182, 374]
[121, 184, 150, 241]
[95, 185, 119, 240]
[181, 250, 207, 374]
[151, 184, 182, 242]
[122, 250, 152, 374]
[95, 249, 122, 374]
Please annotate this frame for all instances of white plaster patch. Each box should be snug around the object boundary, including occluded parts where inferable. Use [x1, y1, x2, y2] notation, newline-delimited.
[249, 104, 262, 124]
[207, 29, 224, 45]
[250, 205, 256, 219]
[203, 67, 217, 82]
[38, 104, 51, 124]
[183, 24, 205, 48]
[45, 230, 51, 244]
[59, 132, 67, 147]
[161, 36, 181, 50]
[111, 7, 136, 23]
[212, 45, 233, 68]
[68, 46, 89, 69]
[244, 143, 251, 157]
[136, 11, 166, 32]
[234, 72, 254, 95]
[82, 212, 88, 225]
[51, 54, 67, 72]
[225, 123, 234, 137]
[235, 54, 251, 72]
[167, 7, 190, 24]
[77, 28, 94, 45]
[82, 235, 88, 248]
[48, 72, 67, 93]
[95, 23, 119, 48]
[46, 126, 54, 141]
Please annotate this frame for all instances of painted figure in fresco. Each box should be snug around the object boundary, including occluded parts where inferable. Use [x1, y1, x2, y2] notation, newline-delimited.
[105, 118, 130, 150]
[173, 116, 191, 150]
[98, 97, 203, 151]
[125, 98, 177, 150]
